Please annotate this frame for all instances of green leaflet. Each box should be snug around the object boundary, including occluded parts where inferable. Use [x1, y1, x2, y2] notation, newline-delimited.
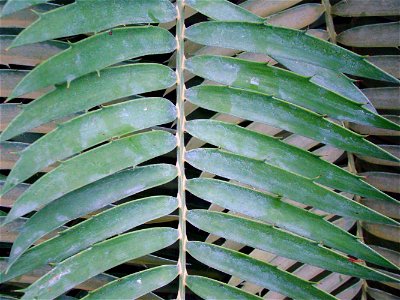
[188, 210, 398, 282]
[185, 22, 399, 83]
[185, 56, 399, 130]
[186, 0, 263, 22]
[7, 26, 176, 99]
[0, 63, 176, 141]
[185, 86, 398, 161]
[83, 265, 178, 300]
[1, 0, 50, 17]
[10, 0, 177, 48]
[186, 120, 396, 202]
[8, 164, 177, 268]
[186, 149, 398, 225]
[187, 242, 336, 300]
[2, 130, 177, 224]
[187, 276, 262, 300]
[186, 178, 396, 269]
[184, 1, 371, 107]
[2, 98, 176, 194]
[21, 228, 179, 299]
[0, 216, 174, 261]
[0, 223, 175, 268]
[2, 196, 178, 283]
[275, 56, 374, 108]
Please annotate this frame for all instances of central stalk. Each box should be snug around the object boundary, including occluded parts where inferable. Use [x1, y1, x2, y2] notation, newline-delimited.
[176, 1, 187, 299]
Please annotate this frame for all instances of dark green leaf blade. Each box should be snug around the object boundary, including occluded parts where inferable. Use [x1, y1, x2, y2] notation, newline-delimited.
[83, 265, 178, 300]
[8, 164, 177, 267]
[10, 0, 176, 47]
[186, 119, 396, 202]
[3, 130, 177, 224]
[2, 97, 176, 194]
[187, 242, 336, 300]
[185, 149, 398, 225]
[185, 22, 399, 83]
[3, 196, 178, 282]
[185, 86, 399, 161]
[180, 8, 375, 106]
[185, 56, 399, 130]
[8, 26, 176, 99]
[188, 210, 398, 282]
[275, 56, 374, 107]
[187, 276, 262, 300]
[186, 178, 396, 269]
[1, 63, 176, 141]
[21, 228, 178, 299]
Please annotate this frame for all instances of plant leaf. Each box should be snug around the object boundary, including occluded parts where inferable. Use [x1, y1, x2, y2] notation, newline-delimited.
[21, 228, 178, 299]
[2, 130, 177, 224]
[186, 119, 396, 202]
[185, 56, 399, 130]
[83, 265, 178, 300]
[186, 148, 398, 225]
[8, 164, 177, 267]
[7, 26, 176, 99]
[174, 2, 369, 108]
[2, 97, 176, 193]
[1, 63, 176, 141]
[187, 242, 336, 300]
[185, 21, 399, 83]
[274, 56, 373, 107]
[186, 178, 397, 269]
[2, 196, 178, 282]
[187, 275, 262, 300]
[188, 210, 398, 282]
[185, 86, 399, 160]
[10, 0, 177, 48]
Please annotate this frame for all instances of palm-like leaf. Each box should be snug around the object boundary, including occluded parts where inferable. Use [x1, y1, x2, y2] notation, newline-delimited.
[0, 0, 399, 299]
